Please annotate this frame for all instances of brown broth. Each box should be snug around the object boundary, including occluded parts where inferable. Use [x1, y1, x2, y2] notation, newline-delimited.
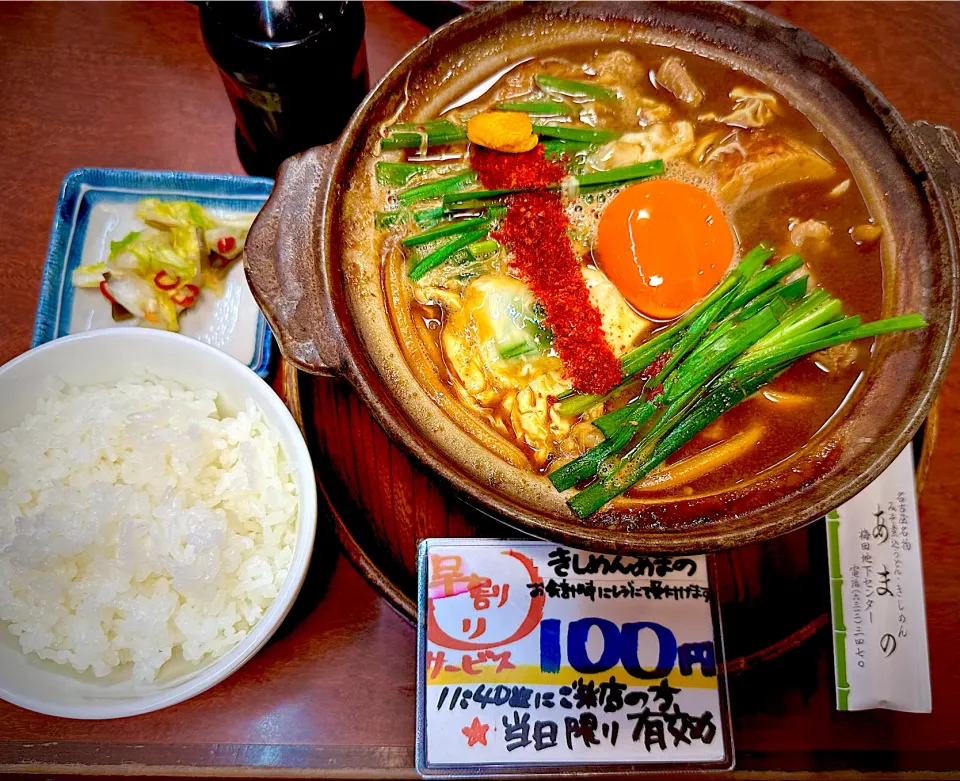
[385, 41, 884, 500]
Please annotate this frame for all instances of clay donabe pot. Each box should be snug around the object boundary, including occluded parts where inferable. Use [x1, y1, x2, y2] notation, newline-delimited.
[245, 1, 960, 553]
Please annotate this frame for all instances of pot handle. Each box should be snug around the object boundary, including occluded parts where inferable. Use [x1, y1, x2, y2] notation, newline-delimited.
[911, 120, 960, 249]
[244, 144, 346, 377]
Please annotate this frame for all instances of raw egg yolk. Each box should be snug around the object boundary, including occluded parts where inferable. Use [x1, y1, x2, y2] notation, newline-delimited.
[596, 179, 734, 320]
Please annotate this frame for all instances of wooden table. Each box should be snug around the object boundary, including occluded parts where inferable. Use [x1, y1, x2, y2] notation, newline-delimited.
[2, 2, 960, 778]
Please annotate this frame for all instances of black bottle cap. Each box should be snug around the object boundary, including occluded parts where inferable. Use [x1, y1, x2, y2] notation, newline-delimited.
[198, 1, 345, 48]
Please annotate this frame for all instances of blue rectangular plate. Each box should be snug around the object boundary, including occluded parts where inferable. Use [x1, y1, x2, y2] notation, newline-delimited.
[33, 168, 275, 377]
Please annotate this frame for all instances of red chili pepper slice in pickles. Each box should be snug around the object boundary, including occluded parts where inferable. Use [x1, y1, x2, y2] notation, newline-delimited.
[154, 270, 182, 290]
[170, 284, 201, 308]
[99, 280, 118, 305]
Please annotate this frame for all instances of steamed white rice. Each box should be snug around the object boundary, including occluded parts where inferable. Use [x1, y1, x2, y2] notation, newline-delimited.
[0, 376, 298, 682]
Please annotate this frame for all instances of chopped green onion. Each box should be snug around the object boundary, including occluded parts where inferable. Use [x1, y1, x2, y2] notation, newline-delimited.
[746, 297, 843, 357]
[664, 303, 786, 406]
[801, 315, 863, 343]
[620, 334, 677, 383]
[594, 303, 782, 438]
[733, 242, 777, 281]
[443, 161, 664, 208]
[739, 316, 862, 374]
[444, 188, 526, 206]
[542, 139, 597, 159]
[535, 75, 620, 102]
[408, 229, 488, 281]
[392, 120, 459, 132]
[576, 161, 666, 188]
[557, 244, 775, 417]
[532, 124, 620, 143]
[582, 306, 788, 502]
[498, 100, 573, 117]
[568, 364, 784, 519]
[414, 206, 445, 226]
[500, 341, 538, 359]
[719, 254, 804, 316]
[396, 171, 476, 206]
[736, 275, 808, 320]
[401, 217, 489, 247]
[468, 239, 499, 261]
[443, 201, 494, 214]
[567, 311, 926, 517]
[375, 161, 431, 187]
[376, 205, 448, 229]
[380, 120, 467, 150]
[549, 401, 658, 491]
[642, 288, 736, 393]
[449, 249, 472, 265]
[375, 210, 402, 229]
[723, 315, 926, 394]
[777, 288, 828, 327]
[556, 380, 634, 420]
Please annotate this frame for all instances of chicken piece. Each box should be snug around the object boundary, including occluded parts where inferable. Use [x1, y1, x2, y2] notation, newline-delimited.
[587, 121, 696, 169]
[489, 58, 583, 104]
[582, 51, 655, 128]
[711, 132, 835, 204]
[717, 87, 778, 128]
[636, 97, 673, 125]
[571, 419, 605, 451]
[790, 218, 832, 247]
[814, 343, 859, 373]
[555, 402, 606, 461]
[692, 130, 724, 164]
[656, 57, 704, 107]
[556, 419, 605, 461]
[591, 94, 668, 129]
[593, 50, 645, 87]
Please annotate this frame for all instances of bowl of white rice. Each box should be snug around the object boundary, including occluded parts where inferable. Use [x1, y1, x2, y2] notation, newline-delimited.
[0, 328, 316, 719]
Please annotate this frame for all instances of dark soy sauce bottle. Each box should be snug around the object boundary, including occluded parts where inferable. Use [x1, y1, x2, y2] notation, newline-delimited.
[198, 1, 368, 178]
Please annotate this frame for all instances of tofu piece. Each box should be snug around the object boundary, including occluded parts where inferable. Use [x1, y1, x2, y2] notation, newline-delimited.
[712, 132, 835, 204]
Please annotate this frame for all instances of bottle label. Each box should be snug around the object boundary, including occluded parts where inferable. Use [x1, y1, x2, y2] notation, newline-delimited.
[225, 72, 283, 113]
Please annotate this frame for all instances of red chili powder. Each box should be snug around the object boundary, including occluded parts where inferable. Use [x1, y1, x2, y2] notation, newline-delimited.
[471, 146, 621, 394]
[471, 144, 565, 190]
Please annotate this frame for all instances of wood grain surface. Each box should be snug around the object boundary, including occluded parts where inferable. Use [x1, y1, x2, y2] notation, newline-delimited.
[2, 2, 960, 778]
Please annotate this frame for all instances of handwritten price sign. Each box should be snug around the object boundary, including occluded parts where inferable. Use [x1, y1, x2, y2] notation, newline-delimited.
[416, 540, 733, 775]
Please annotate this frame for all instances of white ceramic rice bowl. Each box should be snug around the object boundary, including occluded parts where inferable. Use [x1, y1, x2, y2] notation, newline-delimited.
[0, 328, 317, 719]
